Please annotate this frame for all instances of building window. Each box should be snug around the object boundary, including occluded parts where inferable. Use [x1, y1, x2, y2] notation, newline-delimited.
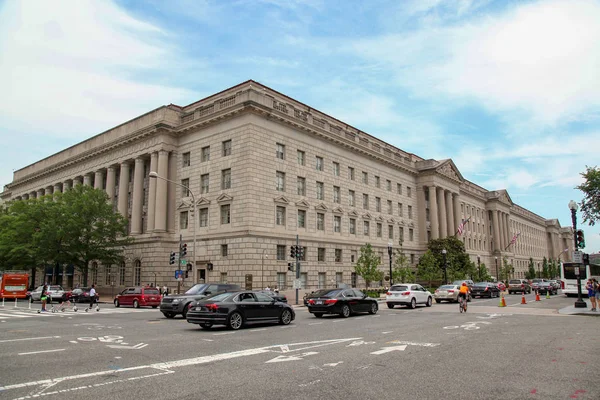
[426, 208, 430, 222]
[333, 162, 340, 176]
[335, 249, 342, 263]
[222, 140, 232, 156]
[201, 174, 209, 194]
[407, 186, 412, 197]
[276, 171, 285, 192]
[348, 167, 355, 180]
[182, 152, 191, 167]
[364, 221, 370, 236]
[349, 190, 355, 207]
[408, 205, 413, 220]
[180, 211, 189, 229]
[388, 225, 394, 239]
[409, 228, 414, 241]
[297, 150, 305, 166]
[220, 204, 230, 224]
[351, 272, 357, 287]
[398, 203, 403, 217]
[387, 200, 392, 214]
[363, 194, 369, 210]
[362, 171, 368, 184]
[297, 210, 306, 228]
[333, 186, 340, 203]
[276, 206, 286, 226]
[334, 216, 341, 233]
[300, 272, 307, 289]
[349, 218, 356, 234]
[397, 183, 402, 195]
[277, 273, 286, 290]
[199, 208, 208, 227]
[277, 245, 286, 260]
[297, 177, 306, 196]
[316, 156, 323, 171]
[276, 143, 285, 160]
[221, 169, 231, 190]
[376, 197, 381, 212]
[318, 248, 326, 262]
[317, 213, 325, 231]
[377, 223, 382, 238]
[318, 272, 326, 289]
[386, 179, 391, 191]
[351, 251, 357, 264]
[411, 254, 415, 265]
[221, 244, 228, 257]
[375, 176, 380, 188]
[134, 260, 141, 286]
[119, 261, 126, 286]
[316, 182, 324, 200]
[399, 227, 404, 243]
[201, 146, 210, 162]
[220, 272, 228, 283]
[181, 179, 190, 197]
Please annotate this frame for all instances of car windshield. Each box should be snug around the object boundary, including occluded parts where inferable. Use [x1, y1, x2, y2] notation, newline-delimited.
[144, 289, 159, 295]
[390, 285, 408, 291]
[49, 286, 62, 290]
[311, 289, 342, 297]
[185, 284, 208, 295]
[473, 282, 489, 287]
[438, 285, 455, 290]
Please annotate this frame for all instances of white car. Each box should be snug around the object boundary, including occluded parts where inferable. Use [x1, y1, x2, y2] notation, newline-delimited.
[30, 285, 66, 302]
[386, 283, 433, 309]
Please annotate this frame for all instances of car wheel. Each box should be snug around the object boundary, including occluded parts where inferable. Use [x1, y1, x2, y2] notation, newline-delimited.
[489, 292, 494, 298]
[228, 312, 243, 330]
[200, 322, 212, 329]
[387, 303, 394, 309]
[426, 297, 432, 307]
[280, 309, 293, 325]
[182, 305, 190, 319]
[409, 298, 416, 309]
[114, 299, 120, 308]
[163, 312, 175, 319]
[133, 300, 139, 309]
[314, 313, 324, 318]
[434, 299, 441, 304]
[368, 302, 378, 314]
[340, 304, 351, 318]
[152, 305, 158, 308]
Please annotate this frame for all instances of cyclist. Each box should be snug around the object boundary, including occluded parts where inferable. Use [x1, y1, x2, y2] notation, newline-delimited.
[459, 282, 470, 309]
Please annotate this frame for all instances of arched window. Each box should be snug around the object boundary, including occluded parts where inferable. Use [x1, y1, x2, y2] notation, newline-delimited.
[134, 260, 141, 286]
[92, 262, 98, 285]
[119, 261, 126, 286]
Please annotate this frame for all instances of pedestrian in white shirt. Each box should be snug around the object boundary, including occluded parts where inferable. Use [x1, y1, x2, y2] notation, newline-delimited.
[86, 284, 97, 312]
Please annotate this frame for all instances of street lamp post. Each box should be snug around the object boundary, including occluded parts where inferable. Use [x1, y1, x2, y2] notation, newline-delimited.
[149, 171, 198, 286]
[477, 256, 481, 282]
[261, 249, 268, 290]
[495, 256, 499, 283]
[387, 242, 393, 287]
[441, 249, 448, 284]
[568, 200, 586, 308]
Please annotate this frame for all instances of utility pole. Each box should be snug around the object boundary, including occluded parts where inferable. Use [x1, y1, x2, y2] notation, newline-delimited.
[177, 234, 182, 294]
[295, 234, 300, 306]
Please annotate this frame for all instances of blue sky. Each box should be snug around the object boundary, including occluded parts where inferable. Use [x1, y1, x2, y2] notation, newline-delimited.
[1, 0, 599, 252]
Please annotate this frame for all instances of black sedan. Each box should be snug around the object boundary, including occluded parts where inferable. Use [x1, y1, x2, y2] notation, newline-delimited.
[306, 288, 378, 318]
[537, 281, 558, 295]
[258, 290, 288, 303]
[471, 282, 501, 298]
[186, 291, 295, 330]
[69, 288, 99, 303]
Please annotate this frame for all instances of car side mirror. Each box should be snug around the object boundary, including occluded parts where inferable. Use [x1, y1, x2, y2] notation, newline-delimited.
[204, 291, 211, 295]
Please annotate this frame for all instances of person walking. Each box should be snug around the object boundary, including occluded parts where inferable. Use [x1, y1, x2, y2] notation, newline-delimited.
[86, 284, 97, 312]
[39, 284, 48, 312]
[594, 279, 600, 312]
[586, 279, 596, 311]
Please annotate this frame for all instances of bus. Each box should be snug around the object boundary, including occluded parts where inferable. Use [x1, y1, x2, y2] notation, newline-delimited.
[560, 262, 600, 297]
[0, 271, 30, 299]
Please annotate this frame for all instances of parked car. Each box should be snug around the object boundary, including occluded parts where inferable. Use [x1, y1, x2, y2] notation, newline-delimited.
[433, 284, 467, 303]
[548, 280, 561, 290]
[160, 283, 240, 319]
[186, 291, 295, 330]
[386, 283, 433, 309]
[306, 288, 378, 317]
[258, 290, 288, 303]
[30, 285, 67, 302]
[70, 287, 99, 303]
[508, 279, 531, 294]
[537, 281, 558, 295]
[451, 280, 474, 289]
[114, 286, 161, 308]
[303, 291, 317, 306]
[471, 282, 501, 298]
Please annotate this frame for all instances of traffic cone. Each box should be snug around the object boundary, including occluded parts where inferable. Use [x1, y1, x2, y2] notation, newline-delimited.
[499, 293, 506, 307]
[535, 291, 541, 302]
[546, 290, 551, 299]
[521, 292, 527, 304]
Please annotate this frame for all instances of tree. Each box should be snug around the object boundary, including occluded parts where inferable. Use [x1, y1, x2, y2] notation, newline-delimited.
[416, 250, 441, 287]
[549, 259, 558, 279]
[525, 258, 536, 280]
[391, 243, 414, 284]
[476, 262, 492, 282]
[427, 236, 471, 281]
[354, 243, 383, 289]
[577, 165, 600, 226]
[501, 256, 514, 281]
[542, 257, 549, 279]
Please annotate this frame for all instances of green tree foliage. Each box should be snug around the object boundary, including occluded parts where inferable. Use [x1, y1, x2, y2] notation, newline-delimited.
[354, 243, 383, 289]
[576, 165, 600, 226]
[391, 243, 414, 284]
[416, 250, 441, 287]
[427, 236, 471, 281]
[548, 259, 558, 279]
[476, 262, 493, 282]
[525, 258, 536, 280]
[542, 257, 549, 279]
[501, 256, 514, 281]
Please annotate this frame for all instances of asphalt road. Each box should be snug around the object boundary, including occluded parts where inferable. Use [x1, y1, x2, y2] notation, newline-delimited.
[0, 293, 598, 400]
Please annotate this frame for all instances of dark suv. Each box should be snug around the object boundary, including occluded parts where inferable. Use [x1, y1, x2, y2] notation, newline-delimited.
[508, 279, 531, 294]
[160, 283, 240, 319]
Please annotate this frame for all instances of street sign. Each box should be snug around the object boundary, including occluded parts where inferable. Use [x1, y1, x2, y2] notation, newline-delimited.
[175, 270, 184, 279]
[181, 259, 187, 266]
[574, 267, 580, 276]
[573, 251, 583, 264]
[293, 279, 302, 290]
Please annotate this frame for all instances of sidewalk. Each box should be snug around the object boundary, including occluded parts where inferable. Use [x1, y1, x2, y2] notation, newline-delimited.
[558, 299, 600, 316]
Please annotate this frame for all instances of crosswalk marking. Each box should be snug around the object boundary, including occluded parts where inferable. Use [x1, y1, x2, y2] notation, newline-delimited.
[0, 307, 159, 321]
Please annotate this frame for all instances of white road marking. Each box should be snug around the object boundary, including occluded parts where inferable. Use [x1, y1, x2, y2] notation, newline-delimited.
[381, 331, 393, 334]
[0, 312, 29, 318]
[18, 349, 66, 356]
[388, 341, 440, 347]
[202, 339, 214, 342]
[212, 332, 236, 336]
[0, 336, 61, 343]
[347, 340, 375, 347]
[107, 343, 148, 350]
[299, 379, 321, 387]
[323, 361, 343, 367]
[250, 328, 267, 332]
[370, 345, 407, 355]
[265, 351, 319, 363]
[308, 322, 323, 325]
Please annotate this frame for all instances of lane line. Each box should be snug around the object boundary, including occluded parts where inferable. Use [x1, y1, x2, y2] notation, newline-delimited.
[0, 312, 30, 318]
[18, 349, 66, 356]
[0, 336, 61, 343]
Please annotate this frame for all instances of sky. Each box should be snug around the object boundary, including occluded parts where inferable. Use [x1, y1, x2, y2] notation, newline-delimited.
[0, 0, 599, 253]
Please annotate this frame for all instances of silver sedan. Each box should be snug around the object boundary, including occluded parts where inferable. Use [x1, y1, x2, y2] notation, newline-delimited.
[433, 284, 471, 303]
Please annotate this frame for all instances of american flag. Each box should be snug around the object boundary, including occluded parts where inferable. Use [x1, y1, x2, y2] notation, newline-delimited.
[456, 217, 471, 236]
[509, 232, 521, 246]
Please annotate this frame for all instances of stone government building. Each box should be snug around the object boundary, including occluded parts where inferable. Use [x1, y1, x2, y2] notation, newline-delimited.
[1, 80, 575, 292]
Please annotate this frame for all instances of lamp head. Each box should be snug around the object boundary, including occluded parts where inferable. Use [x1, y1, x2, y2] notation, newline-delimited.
[442, 249, 447, 255]
[149, 171, 158, 178]
[568, 200, 578, 211]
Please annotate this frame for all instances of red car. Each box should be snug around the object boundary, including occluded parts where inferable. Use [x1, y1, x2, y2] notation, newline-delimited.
[114, 286, 161, 308]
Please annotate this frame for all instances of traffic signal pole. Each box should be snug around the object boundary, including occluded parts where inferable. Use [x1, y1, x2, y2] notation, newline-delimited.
[295, 234, 300, 306]
[177, 234, 183, 294]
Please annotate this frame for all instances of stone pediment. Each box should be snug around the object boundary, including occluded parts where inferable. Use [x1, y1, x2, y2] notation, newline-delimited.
[315, 203, 328, 211]
[177, 201, 193, 210]
[375, 215, 384, 222]
[196, 197, 211, 206]
[362, 212, 372, 220]
[435, 160, 463, 182]
[348, 210, 359, 218]
[486, 190, 513, 206]
[332, 206, 344, 214]
[295, 199, 310, 209]
[407, 222, 414, 228]
[273, 195, 289, 204]
[216, 193, 233, 203]
[398, 219, 405, 226]
[387, 218, 396, 224]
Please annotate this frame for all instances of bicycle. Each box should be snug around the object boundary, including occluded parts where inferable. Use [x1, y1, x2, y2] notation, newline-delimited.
[459, 295, 468, 313]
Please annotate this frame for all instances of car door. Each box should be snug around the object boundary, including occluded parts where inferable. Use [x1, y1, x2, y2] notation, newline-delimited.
[351, 289, 369, 312]
[122, 288, 135, 306]
[254, 292, 280, 320]
[236, 292, 259, 321]
[415, 285, 426, 303]
[340, 290, 357, 312]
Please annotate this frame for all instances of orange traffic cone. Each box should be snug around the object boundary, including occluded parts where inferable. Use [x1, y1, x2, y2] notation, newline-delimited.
[521, 292, 527, 304]
[499, 293, 506, 307]
[535, 290, 541, 302]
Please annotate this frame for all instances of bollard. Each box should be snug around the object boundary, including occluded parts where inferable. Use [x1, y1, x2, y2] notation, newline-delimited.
[28, 300, 31, 310]
[2, 297, 4, 307]
[15, 297, 18, 308]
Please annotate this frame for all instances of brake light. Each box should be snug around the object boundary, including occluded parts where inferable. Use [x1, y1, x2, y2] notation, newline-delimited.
[484, 287, 489, 291]
[308, 299, 315, 305]
[324, 299, 337, 305]
[386, 292, 391, 296]
[448, 290, 455, 293]
[401, 291, 410, 295]
[205, 303, 218, 312]
[561, 281, 565, 289]
[435, 290, 439, 293]
[188, 303, 194, 309]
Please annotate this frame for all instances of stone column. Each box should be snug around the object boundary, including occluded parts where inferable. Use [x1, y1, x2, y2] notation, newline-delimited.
[117, 162, 130, 217]
[63, 181, 71, 191]
[83, 174, 92, 186]
[428, 186, 439, 240]
[94, 170, 104, 190]
[154, 151, 169, 232]
[105, 166, 116, 201]
[147, 152, 158, 232]
[73, 177, 82, 187]
[453, 194, 461, 236]
[445, 191, 454, 237]
[53, 183, 62, 193]
[438, 187, 447, 239]
[505, 214, 511, 250]
[501, 212, 508, 250]
[492, 210, 501, 252]
[167, 152, 177, 232]
[130, 157, 145, 235]
[417, 186, 427, 243]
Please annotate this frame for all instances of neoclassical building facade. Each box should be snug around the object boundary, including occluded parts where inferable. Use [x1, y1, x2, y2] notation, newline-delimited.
[1, 80, 574, 291]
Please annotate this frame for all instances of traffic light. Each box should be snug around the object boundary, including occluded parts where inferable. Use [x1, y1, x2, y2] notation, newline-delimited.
[290, 245, 297, 259]
[181, 243, 188, 257]
[576, 230, 585, 249]
[207, 262, 214, 271]
[583, 253, 590, 266]
[169, 251, 176, 265]
[287, 262, 294, 272]
[297, 246, 304, 259]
